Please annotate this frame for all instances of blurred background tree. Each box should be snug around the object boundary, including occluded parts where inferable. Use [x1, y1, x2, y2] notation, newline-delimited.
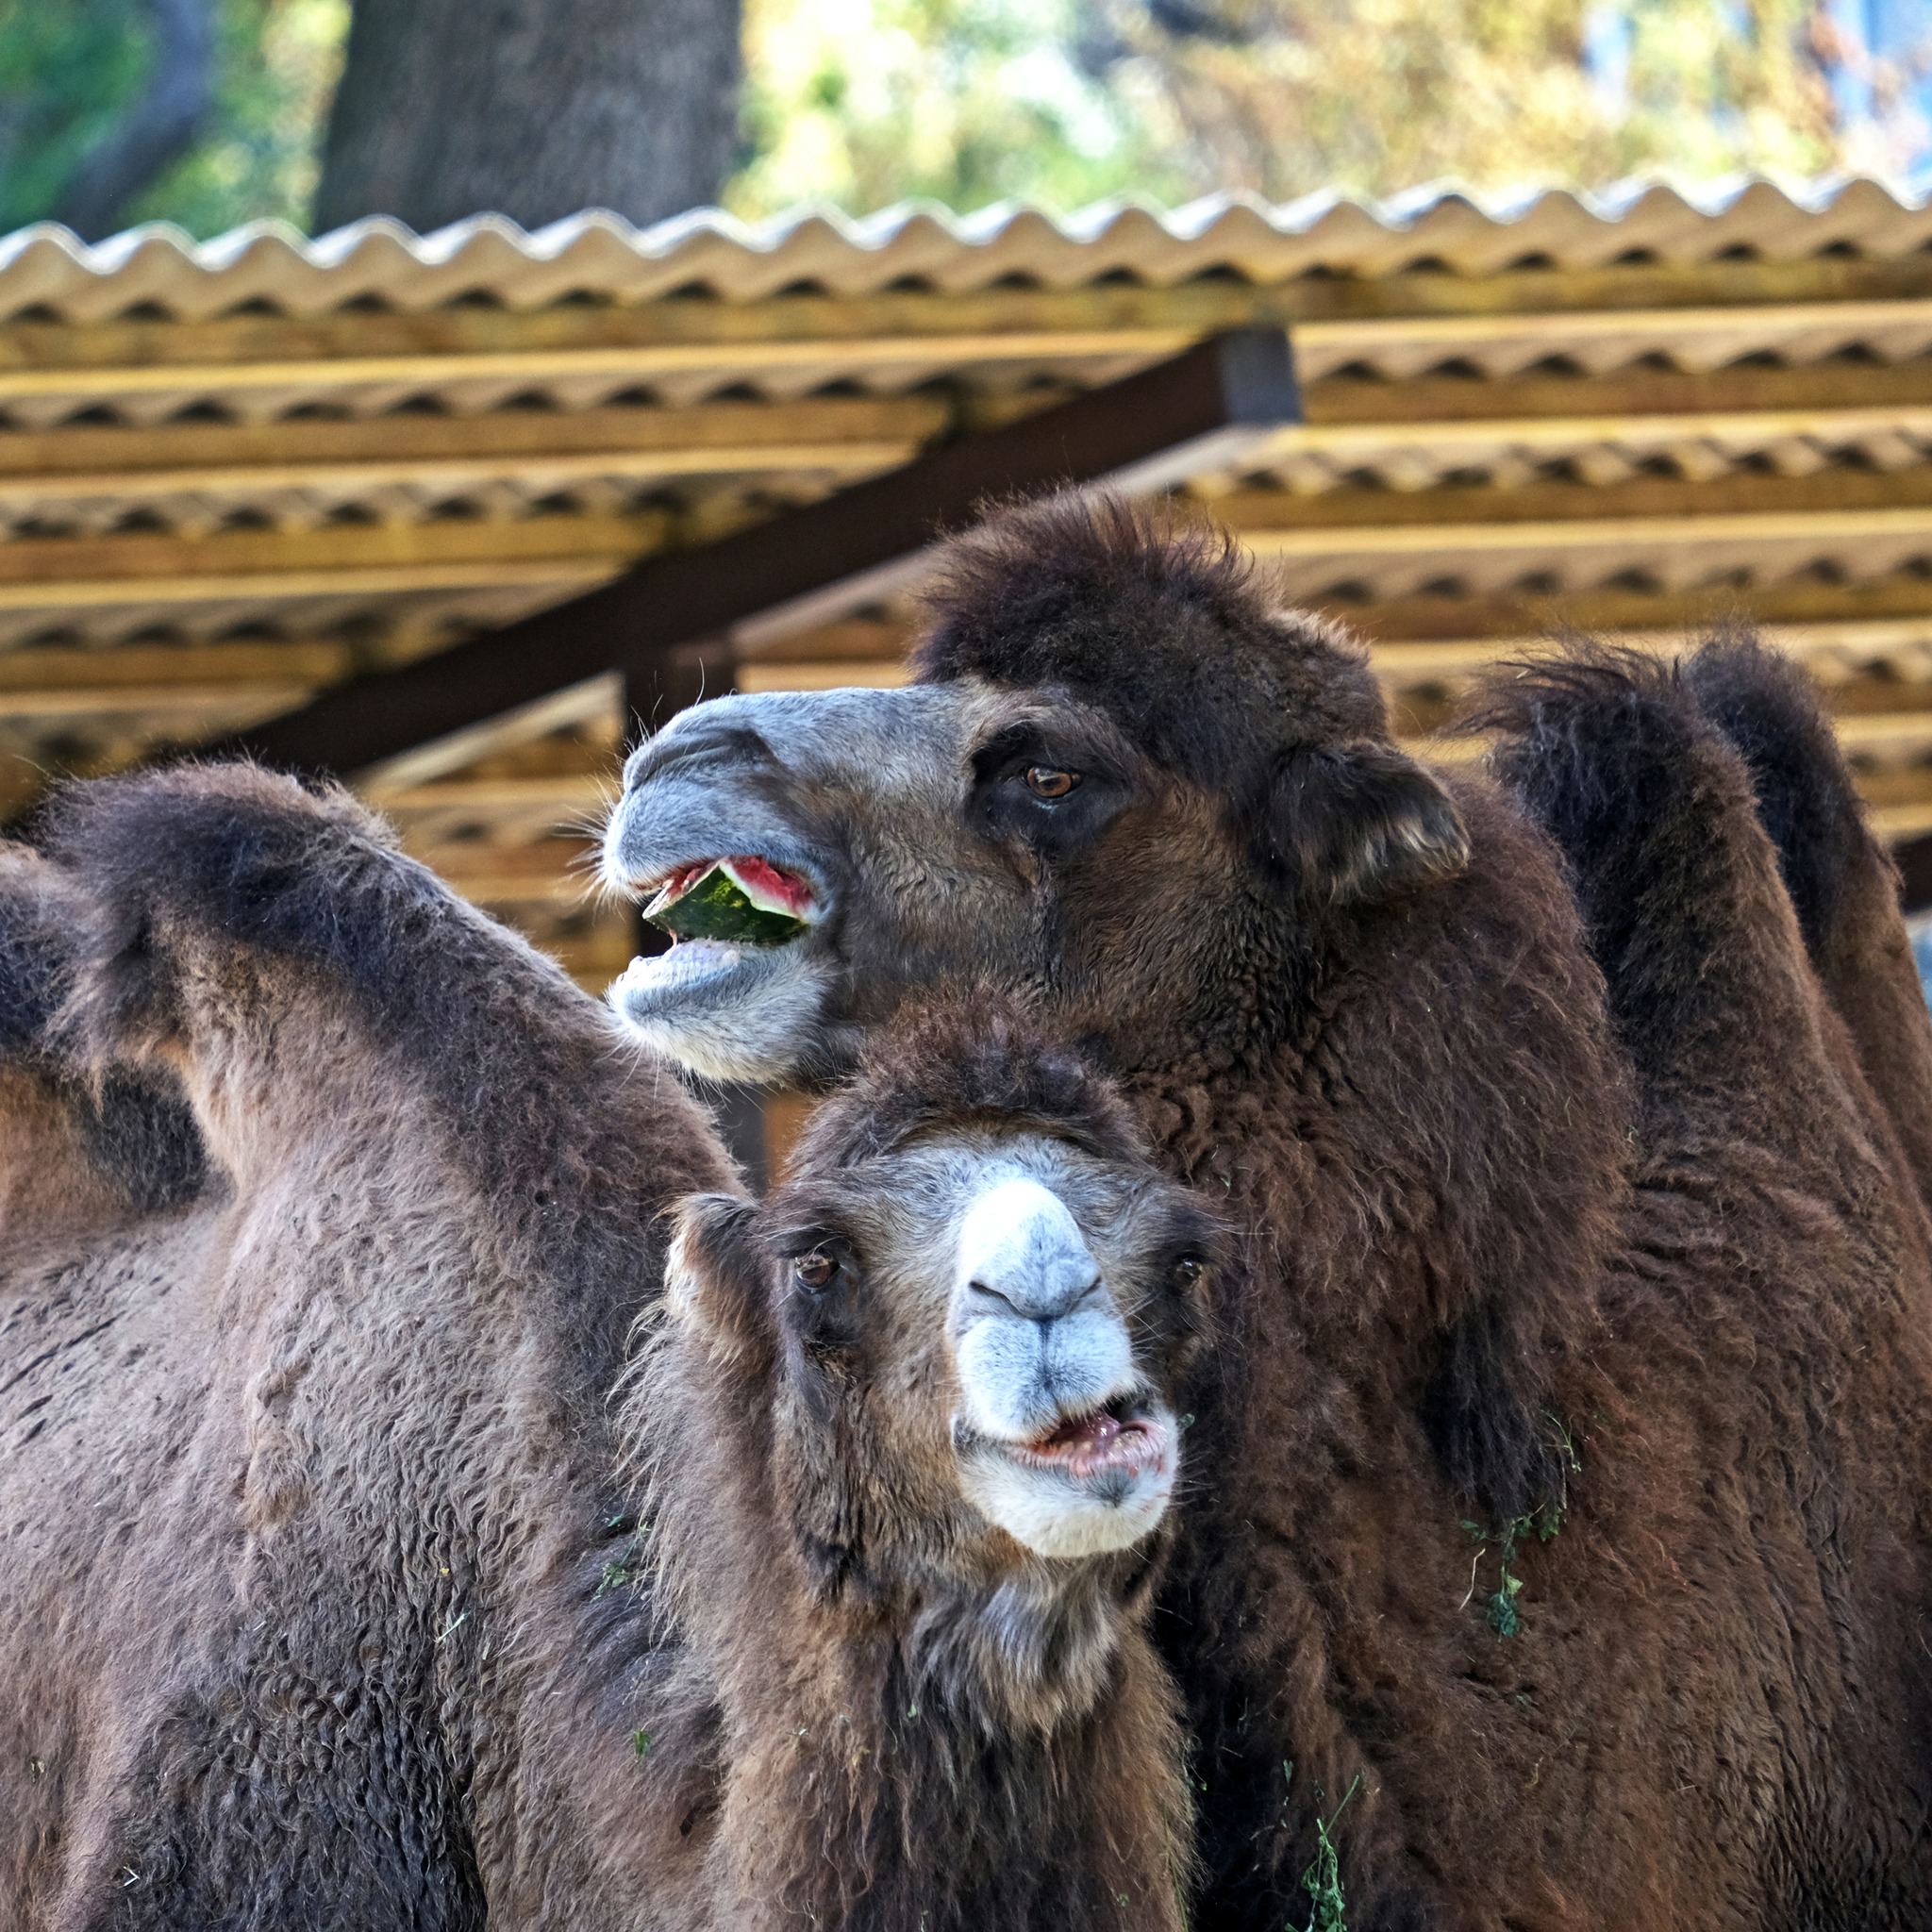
[0, 0, 1928, 240]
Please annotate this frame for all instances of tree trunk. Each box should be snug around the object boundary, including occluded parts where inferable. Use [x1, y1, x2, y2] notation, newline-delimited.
[313, 0, 742, 237]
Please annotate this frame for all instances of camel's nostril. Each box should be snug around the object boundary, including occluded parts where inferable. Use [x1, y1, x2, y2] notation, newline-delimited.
[970, 1277, 1021, 1316]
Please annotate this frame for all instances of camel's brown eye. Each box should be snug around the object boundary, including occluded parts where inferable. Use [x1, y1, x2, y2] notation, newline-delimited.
[1024, 765, 1079, 800]
[793, 1250, 838, 1292]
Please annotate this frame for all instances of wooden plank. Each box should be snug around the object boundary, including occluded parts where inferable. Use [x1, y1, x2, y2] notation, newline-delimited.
[1367, 621, 1932, 682]
[0, 330, 1200, 406]
[378, 774, 609, 811]
[357, 676, 622, 797]
[0, 556, 615, 610]
[1870, 800, 1932, 839]
[1241, 505, 1932, 562]
[0, 681, 315, 719]
[0, 396, 950, 477]
[0, 442, 922, 509]
[1302, 357, 1932, 426]
[0, 284, 1287, 374]
[1257, 405, 1932, 461]
[1301, 572, 1932, 644]
[11, 256, 1932, 388]
[211, 329, 1301, 776]
[737, 659, 913, 693]
[0, 510, 656, 587]
[0, 640, 353, 688]
[1294, 298, 1932, 361]
[1218, 464, 1932, 533]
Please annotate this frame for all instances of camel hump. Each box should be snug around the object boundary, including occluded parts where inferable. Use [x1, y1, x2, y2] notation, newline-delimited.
[38, 759, 733, 1215]
[40, 758, 577, 1069]
[1471, 644, 1838, 1132]
[0, 839, 206, 1215]
[0, 841, 73, 1058]
[1684, 633, 1932, 1217]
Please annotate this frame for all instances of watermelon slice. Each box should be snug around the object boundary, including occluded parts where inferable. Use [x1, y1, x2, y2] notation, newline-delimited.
[643, 857, 814, 945]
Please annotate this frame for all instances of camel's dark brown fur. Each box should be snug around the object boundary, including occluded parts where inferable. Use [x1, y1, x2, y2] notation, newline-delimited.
[1674, 633, 1932, 1219]
[0, 767, 739, 1929]
[0, 768, 1221, 1929]
[606, 494, 1932, 1928]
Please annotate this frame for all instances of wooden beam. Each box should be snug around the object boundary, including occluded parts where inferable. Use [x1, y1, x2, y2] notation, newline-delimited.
[209, 328, 1300, 777]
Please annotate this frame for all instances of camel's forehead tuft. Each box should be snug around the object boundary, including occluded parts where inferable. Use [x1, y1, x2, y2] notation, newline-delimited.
[791, 994, 1144, 1176]
[911, 491, 1389, 779]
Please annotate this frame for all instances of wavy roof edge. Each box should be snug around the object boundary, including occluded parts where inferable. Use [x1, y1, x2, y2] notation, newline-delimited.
[5, 174, 1932, 323]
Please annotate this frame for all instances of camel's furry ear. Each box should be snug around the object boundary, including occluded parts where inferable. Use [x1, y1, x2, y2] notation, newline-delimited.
[1268, 741, 1470, 905]
[665, 1192, 773, 1369]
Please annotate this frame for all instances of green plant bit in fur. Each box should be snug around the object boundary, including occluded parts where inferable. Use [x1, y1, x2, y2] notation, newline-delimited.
[1464, 1414, 1580, 1638]
[646, 862, 808, 945]
[1302, 1774, 1362, 1932]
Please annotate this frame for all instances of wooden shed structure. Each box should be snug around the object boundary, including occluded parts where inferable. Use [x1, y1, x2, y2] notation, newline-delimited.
[9, 177, 1932, 1003]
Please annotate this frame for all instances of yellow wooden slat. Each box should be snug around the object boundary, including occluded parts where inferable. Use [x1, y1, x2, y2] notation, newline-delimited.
[1255, 405, 1932, 460]
[1239, 505, 1932, 559]
[0, 444, 921, 508]
[1295, 298, 1932, 358]
[737, 660, 913, 693]
[0, 396, 950, 478]
[0, 330, 1194, 404]
[1870, 800, 1932, 839]
[0, 557, 615, 609]
[0, 682, 314, 719]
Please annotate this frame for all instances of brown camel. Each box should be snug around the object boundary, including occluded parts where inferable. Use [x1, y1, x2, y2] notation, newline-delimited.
[0, 766, 1215, 1930]
[605, 493, 1932, 1929]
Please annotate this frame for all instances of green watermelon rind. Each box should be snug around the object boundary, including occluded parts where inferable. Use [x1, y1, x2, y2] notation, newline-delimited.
[649, 866, 808, 945]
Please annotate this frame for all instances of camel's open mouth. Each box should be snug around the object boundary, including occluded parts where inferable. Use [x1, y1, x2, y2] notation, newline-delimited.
[641, 855, 820, 947]
[1005, 1397, 1169, 1484]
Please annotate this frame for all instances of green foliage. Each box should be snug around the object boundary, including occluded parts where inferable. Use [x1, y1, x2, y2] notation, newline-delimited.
[0, 0, 1890, 239]
[0, 0, 148, 231]
[0, 0, 343, 238]
[127, 0, 347, 235]
[1458, 1410, 1579, 1639]
[1301, 1773, 1362, 1932]
[727, 0, 1846, 219]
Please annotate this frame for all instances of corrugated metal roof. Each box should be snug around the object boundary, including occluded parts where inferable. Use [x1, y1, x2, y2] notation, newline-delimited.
[6, 175, 1932, 320]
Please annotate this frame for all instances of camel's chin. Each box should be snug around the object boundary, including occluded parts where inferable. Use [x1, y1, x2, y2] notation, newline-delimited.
[608, 939, 831, 1084]
[959, 1410, 1178, 1559]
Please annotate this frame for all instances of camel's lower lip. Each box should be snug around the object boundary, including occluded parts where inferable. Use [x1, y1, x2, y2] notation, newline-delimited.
[998, 1401, 1171, 1484]
[610, 938, 750, 996]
